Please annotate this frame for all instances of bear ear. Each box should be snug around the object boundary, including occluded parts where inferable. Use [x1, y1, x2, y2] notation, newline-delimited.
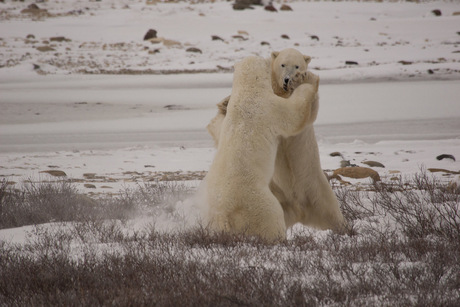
[304, 55, 311, 65]
[271, 51, 280, 60]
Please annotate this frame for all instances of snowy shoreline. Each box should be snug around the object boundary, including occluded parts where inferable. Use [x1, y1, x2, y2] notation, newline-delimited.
[1, 0, 459, 194]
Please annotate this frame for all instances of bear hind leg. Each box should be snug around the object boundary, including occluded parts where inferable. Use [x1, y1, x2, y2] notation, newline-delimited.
[226, 194, 287, 242]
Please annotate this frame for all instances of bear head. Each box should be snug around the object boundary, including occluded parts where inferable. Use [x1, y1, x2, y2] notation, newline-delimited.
[271, 48, 311, 94]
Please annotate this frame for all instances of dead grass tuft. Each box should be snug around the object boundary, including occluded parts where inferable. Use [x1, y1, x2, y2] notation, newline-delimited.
[0, 171, 459, 305]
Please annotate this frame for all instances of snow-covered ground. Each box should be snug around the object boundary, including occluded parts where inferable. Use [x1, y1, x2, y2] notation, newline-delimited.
[2, 4, 460, 304]
[2, 0, 460, 78]
[1, 0, 459, 235]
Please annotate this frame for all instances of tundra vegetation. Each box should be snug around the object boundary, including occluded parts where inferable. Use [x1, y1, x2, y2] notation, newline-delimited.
[0, 172, 459, 306]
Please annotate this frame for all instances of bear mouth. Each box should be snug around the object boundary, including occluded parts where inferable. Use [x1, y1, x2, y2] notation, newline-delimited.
[283, 84, 289, 91]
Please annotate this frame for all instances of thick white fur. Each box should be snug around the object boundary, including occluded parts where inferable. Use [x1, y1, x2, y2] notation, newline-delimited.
[271, 48, 311, 98]
[205, 56, 318, 241]
[207, 49, 347, 233]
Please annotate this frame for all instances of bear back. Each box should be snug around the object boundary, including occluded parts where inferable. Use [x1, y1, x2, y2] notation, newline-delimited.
[231, 56, 272, 98]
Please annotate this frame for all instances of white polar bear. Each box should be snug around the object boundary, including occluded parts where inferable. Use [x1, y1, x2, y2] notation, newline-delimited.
[271, 48, 311, 98]
[207, 48, 347, 233]
[205, 56, 319, 241]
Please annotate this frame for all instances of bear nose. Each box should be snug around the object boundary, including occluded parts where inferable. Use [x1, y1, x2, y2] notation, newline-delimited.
[284, 77, 290, 84]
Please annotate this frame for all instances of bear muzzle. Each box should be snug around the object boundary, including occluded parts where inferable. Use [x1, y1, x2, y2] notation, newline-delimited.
[283, 77, 290, 91]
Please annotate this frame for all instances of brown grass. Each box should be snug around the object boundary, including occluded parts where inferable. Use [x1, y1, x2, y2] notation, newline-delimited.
[0, 172, 459, 306]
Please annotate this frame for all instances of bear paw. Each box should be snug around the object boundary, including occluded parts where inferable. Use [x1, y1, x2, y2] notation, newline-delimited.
[290, 71, 319, 93]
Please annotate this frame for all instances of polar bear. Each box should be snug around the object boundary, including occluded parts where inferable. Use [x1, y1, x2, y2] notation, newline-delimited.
[205, 56, 319, 241]
[207, 48, 347, 233]
[271, 48, 312, 98]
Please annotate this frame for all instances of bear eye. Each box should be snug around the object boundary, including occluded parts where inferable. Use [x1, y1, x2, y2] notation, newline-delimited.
[281, 64, 285, 68]
[295, 65, 299, 69]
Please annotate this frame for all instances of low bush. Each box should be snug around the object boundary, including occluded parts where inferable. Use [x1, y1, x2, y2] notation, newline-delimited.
[0, 179, 97, 229]
[0, 172, 459, 306]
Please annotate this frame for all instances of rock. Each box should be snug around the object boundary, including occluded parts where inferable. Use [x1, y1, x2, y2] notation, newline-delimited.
[328, 173, 352, 186]
[428, 168, 460, 175]
[84, 184, 97, 189]
[436, 154, 456, 161]
[233, 3, 253, 10]
[345, 61, 358, 65]
[212, 35, 224, 41]
[186, 47, 202, 54]
[260, 41, 270, 46]
[236, 0, 262, 5]
[399, 60, 413, 65]
[233, 0, 261, 11]
[164, 104, 189, 111]
[67, 9, 84, 16]
[310, 35, 319, 41]
[427, 69, 434, 74]
[281, 34, 290, 39]
[329, 152, 343, 158]
[216, 65, 231, 71]
[21, 4, 49, 15]
[333, 167, 381, 182]
[148, 49, 160, 55]
[340, 160, 351, 168]
[362, 161, 385, 168]
[26, 34, 35, 39]
[36, 46, 55, 52]
[162, 39, 181, 47]
[265, 4, 277, 12]
[148, 37, 163, 45]
[232, 35, 248, 41]
[33, 64, 40, 70]
[83, 173, 97, 179]
[453, 12, 460, 16]
[431, 9, 442, 16]
[280, 4, 292, 11]
[143, 29, 157, 40]
[40, 170, 67, 177]
[28, 4, 40, 10]
[50, 36, 70, 42]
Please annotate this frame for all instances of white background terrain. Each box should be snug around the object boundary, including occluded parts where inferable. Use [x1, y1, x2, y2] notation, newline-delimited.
[0, 0, 459, 237]
[1, 2, 460, 305]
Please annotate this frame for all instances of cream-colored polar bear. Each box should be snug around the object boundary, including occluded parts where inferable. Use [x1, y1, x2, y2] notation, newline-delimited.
[205, 56, 319, 241]
[207, 48, 347, 233]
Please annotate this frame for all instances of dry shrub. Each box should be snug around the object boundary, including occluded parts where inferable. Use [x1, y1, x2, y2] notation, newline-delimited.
[0, 179, 97, 229]
[0, 179, 193, 229]
[0, 171, 459, 306]
[370, 172, 460, 241]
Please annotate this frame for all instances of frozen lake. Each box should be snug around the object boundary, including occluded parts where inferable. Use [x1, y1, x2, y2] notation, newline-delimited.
[0, 76, 459, 153]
